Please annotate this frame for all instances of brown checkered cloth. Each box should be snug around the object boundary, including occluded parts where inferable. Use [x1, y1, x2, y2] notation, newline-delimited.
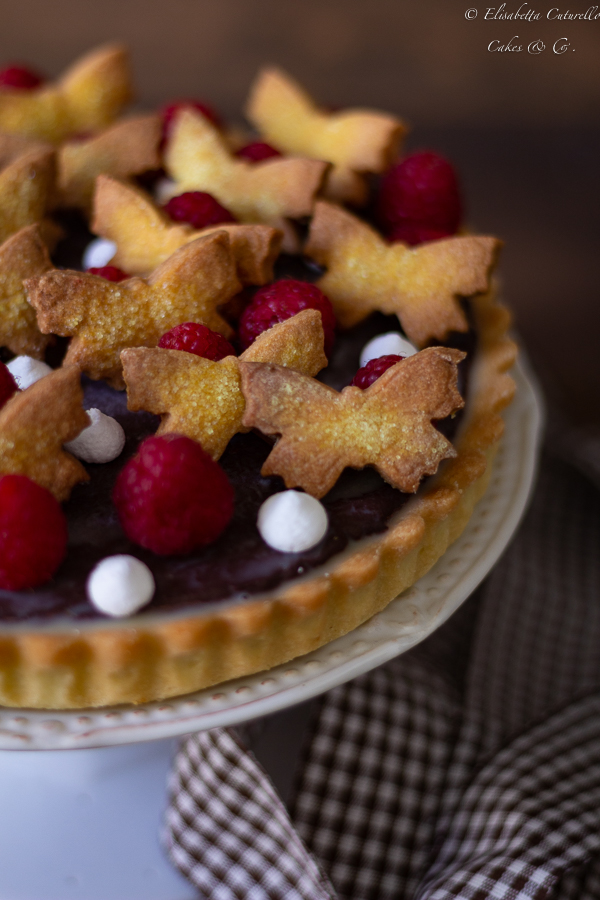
[163, 439, 600, 899]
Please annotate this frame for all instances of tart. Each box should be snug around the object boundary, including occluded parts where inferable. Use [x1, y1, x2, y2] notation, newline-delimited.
[0, 50, 516, 709]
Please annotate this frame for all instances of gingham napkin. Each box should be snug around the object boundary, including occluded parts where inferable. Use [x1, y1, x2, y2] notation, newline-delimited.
[163, 440, 600, 899]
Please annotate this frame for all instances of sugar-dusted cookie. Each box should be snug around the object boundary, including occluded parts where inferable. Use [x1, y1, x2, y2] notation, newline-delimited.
[246, 67, 406, 206]
[58, 114, 161, 211]
[164, 108, 329, 251]
[121, 308, 327, 459]
[0, 365, 89, 501]
[91, 174, 282, 283]
[0, 224, 53, 358]
[0, 44, 132, 143]
[0, 132, 53, 169]
[0, 148, 56, 244]
[26, 232, 241, 389]
[305, 201, 500, 347]
[240, 347, 465, 498]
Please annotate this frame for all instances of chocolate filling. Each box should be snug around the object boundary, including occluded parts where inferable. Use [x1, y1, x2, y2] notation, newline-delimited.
[0, 238, 474, 622]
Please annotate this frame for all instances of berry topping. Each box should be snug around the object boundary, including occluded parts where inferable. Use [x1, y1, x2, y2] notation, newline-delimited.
[158, 322, 235, 360]
[113, 434, 234, 555]
[0, 361, 19, 410]
[164, 191, 237, 229]
[161, 100, 222, 144]
[239, 279, 336, 356]
[0, 474, 68, 590]
[236, 141, 282, 162]
[0, 64, 44, 90]
[87, 265, 130, 282]
[351, 354, 404, 390]
[376, 151, 462, 246]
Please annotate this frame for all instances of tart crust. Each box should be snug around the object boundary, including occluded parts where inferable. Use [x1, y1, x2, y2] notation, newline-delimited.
[0, 289, 516, 709]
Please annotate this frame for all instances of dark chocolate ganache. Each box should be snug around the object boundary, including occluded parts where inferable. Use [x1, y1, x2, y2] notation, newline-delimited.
[0, 244, 475, 622]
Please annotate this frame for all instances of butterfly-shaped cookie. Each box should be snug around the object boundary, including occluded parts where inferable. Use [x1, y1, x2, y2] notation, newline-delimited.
[0, 365, 89, 501]
[240, 347, 465, 498]
[0, 224, 53, 357]
[0, 44, 132, 143]
[246, 67, 406, 206]
[0, 148, 56, 245]
[121, 308, 327, 459]
[26, 231, 241, 388]
[305, 201, 499, 347]
[91, 174, 282, 284]
[58, 114, 162, 210]
[164, 108, 329, 251]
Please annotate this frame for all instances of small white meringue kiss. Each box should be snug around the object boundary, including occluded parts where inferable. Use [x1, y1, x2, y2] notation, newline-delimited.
[258, 490, 328, 553]
[65, 408, 125, 464]
[82, 237, 117, 270]
[6, 355, 52, 389]
[360, 332, 418, 368]
[87, 555, 155, 618]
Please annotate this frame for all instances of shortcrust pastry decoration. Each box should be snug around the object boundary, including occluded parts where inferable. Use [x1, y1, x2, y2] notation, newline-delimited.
[240, 346, 465, 499]
[246, 67, 406, 206]
[163, 108, 329, 250]
[57, 114, 162, 211]
[306, 200, 500, 347]
[0, 148, 56, 244]
[121, 308, 327, 459]
[0, 365, 89, 501]
[26, 231, 241, 389]
[0, 224, 53, 357]
[0, 44, 132, 143]
[91, 174, 282, 284]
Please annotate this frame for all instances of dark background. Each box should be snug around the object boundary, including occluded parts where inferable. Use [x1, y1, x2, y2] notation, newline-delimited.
[1, 0, 598, 422]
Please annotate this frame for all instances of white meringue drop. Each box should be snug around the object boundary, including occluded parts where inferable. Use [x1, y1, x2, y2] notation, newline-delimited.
[359, 332, 418, 368]
[6, 356, 52, 389]
[153, 177, 178, 205]
[65, 408, 125, 464]
[87, 555, 155, 617]
[82, 238, 117, 270]
[258, 490, 328, 553]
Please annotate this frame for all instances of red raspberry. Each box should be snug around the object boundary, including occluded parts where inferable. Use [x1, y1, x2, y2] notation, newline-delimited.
[161, 100, 222, 145]
[0, 361, 19, 409]
[239, 279, 336, 356]
[236, 141, 282, 162]
[113, 434, 234, 555]
[164, 192, 237, 229]
[351, 355, 404, 390]
[376, 151, 462, 246]
[0, 65, 44, 90]
[87, 265, 130, 283]
[0, 475, 68, 590]
[158, 323, 235, 360]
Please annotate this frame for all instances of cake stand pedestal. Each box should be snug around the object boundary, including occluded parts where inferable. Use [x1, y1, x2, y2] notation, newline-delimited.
[0, 360, 543, 900]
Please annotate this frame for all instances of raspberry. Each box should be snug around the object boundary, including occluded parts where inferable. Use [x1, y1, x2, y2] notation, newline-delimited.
[376, 151, 462, 246]
[351, 355, 404, 389]
[0, 361, 19, 409]
[0, 65, 44, 90]
[161, 100, 222, 145]
[239, 279, 336, 356]
[158, 322, 235, 360]
[164, 192, 237, 229]
[237, 141, 282, 162]
[0, 475, 68, 590]
[87, 265, 130, 282]
[113, 434, 234, 555]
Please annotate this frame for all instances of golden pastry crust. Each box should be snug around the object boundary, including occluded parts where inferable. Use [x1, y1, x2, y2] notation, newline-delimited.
[0, 148, 56, 244]
[0, 365, 89, 502]
[0, 289, 516, 709]
[0, 44, 132, 143]
[26, 232, 241, 388]
[0, 224, 53, 358]
[306, 200, 500, 346]
[246, 66, 406, 205]
[91, 174, 282, 283]
[58, 114, 162, 211]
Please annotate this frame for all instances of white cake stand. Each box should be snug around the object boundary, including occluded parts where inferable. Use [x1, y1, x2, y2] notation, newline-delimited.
[0, 359, 543, 900]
